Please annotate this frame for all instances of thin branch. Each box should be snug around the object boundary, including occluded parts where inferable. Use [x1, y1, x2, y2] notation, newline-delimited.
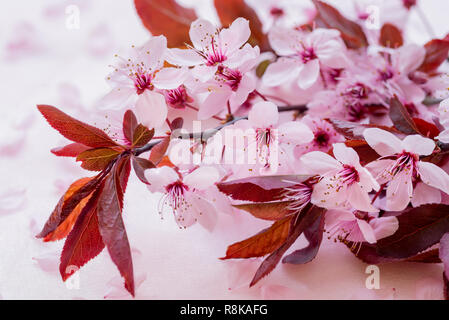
[133, 104, 308, 156]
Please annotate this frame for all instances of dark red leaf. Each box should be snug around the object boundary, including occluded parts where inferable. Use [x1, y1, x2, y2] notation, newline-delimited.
[132, 156, 155, 184]
[282, 212, 325, 264]
[37, 177, 97, 240]
[233, 201, 293, 221]
[149, 136, 170, 165]
[418, 39, 449, 74]
[51, 143, 90, 157]
[169, 117, 184, 131]
[37, 105, 118, 148]
[221, 216, 293, 260]
[328, 119, 399, 140]
[375, 204, 449, 259]
[389, 97, 420, 135]
[76, 148, 121, 171]
[250, 205, 326, 286]
[379, 23, 403, 48]
[312, 0, 368, 49]
[413, 118, 440, 139]
[134, 0, 197, 48]
[132, 124, 154, 148]
[344, 140, 379, 164]
[217, 175, 311, 203]
[214, 0, 271, 51]
[60, 185, 105, 281]
[97, 161, 134, 296]
[123, 110, 138, 144]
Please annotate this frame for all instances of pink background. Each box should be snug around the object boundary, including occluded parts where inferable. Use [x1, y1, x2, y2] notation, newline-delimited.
[0, 0, 448, 299]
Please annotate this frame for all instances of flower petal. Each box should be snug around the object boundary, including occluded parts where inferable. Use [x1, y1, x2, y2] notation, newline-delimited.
[262, 58, 301, 87]
[248, 101, 279, 128]
[144, 166, 178, 192]
[183, 166, 220, 190]
[219, 17, 251, 55]
[411, 182, 441, 207]
[278, 121, 314, 145]
[348, 184, 378, 213]
[332, 143, 360, 166]
[297, 59, 320, 90]
[363, 128, 403, 156]
[356, 219, 377, 244]
[135, 91, 168, 129]
[189, 19, 217, 51]
[300, 151, 340, 175]
[417, 161, 449, 194]
[370, 216, 399, 241]
[165, 48, 203, 66]
[402, 135, 435, 156]
[386, 169, 413, 211]
[152, 67, 188, 90]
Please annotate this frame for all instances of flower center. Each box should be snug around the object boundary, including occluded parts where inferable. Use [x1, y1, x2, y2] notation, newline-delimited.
[216, 66, 242, 91]
[284, 182, 314, 213]
[314, 130, 330, 147]
[402, 0, 416, 10]
[270, 6, 285, 18]
[378, 68, 394, 82]
[345, 83, 369, 100]
[164, 180, 189, 210]
[347, 102, 367, 121]
[164, 85, 189, 109]
[301, 47, 317, 64]
[336, 165, 359, 186]
[206, 37, 226, 66]
[390, 152, 418, 178]
[133, 68, 153, 94]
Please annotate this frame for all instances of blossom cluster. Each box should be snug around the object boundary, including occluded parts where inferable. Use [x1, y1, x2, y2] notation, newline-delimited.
[37, 0, 449, 297]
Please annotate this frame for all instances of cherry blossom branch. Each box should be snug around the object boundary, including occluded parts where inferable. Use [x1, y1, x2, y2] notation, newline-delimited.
[133, 104, 308, 156]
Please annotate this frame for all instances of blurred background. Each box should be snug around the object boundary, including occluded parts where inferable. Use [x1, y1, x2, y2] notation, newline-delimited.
[0, 0, 448, 299]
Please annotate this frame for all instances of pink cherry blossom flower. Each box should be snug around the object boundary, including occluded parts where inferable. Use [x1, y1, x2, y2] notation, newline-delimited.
[100, 36, 187, 128]
[145, 166, 220, 231]
[294, 115, 343, 157]
[436, 98, 449, 143]
[227, 101, 314, 174]
[192, 45, 259, 119]
[364, 128, 449, 211]
[325, 209, 399, 244]
[300, 143, 380, 212]
[263, 28, 348, 89]
[166, 18, 258, 82]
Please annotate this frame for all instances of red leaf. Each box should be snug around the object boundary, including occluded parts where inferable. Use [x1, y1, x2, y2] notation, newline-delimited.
[97, 161, 134, 296]
[379, 23, 403, 48]
[282, 212, 325, 264]
[312, 0, 368, 49]
[214, 0, 271, 51]
[169, 117, 184, 131]
[418, 39, 449, 74]
[376, 204, 449, 259]
[38, 105, 118, 148]
[60, 185, 105, 281]
[76, 148, 121, 171]
[413, 118, 441, 139]
[221, 216, 293, 260]
[134, 0, 197, 48]
[250, 205, 326, 286]
[328, 119, 399, 140]
[233, 201, 293, 221]
[149, 136, 170, 165]
[51, 143, 90, 157]
[123, 110, 138, 144]
[343, 139, 379, 164]
[217, 175, 311, 203]
[132, 156, 155, 184]
[37, 177, 95, 240]
[389, 97, 420, 135]
[132, 124, 154, 148]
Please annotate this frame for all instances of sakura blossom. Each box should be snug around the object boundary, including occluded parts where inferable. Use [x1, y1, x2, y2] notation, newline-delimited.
[300, 143, 379, 212]
[263, 27, 348, 89]
[364, 128, 449, 211]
